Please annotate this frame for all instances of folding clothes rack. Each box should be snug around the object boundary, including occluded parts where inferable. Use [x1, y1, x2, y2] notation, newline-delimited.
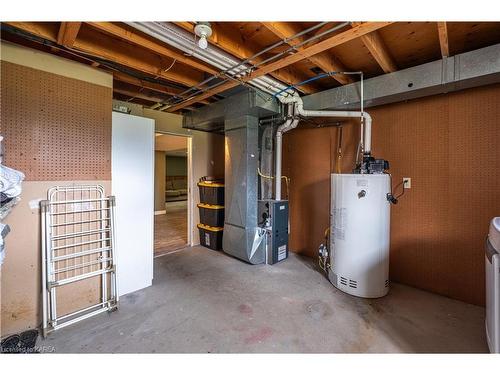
[40, 185, 118, 337]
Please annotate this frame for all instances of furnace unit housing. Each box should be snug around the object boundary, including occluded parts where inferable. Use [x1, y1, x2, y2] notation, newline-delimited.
[258, 200, 289, 264]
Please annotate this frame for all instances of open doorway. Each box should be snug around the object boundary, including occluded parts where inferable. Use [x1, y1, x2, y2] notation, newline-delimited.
[154, 132, 190, 256]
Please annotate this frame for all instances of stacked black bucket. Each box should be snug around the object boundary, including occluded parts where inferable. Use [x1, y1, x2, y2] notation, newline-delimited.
[197, 177, 224, 250]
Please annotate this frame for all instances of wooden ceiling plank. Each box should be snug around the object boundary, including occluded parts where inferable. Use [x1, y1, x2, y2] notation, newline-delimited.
[167, 22, 392, 112]
[113, 71, 181, 96]
[114, 86, 166, 103]
[173, 21, 317, 94]
[113, 72, 211, 105]
[86, 22, 218, 75]
[246, 22, 392, 80]
[165, 80, 236, 112]
[5, 22, 55, 40]
[261, 22, 354, 85]
[73, 36, 202, 87]
[57, 22, 82, 47]
[4, 22, 202, 88]
[352, 22, 397, 73]
[437, 22, 450, 57]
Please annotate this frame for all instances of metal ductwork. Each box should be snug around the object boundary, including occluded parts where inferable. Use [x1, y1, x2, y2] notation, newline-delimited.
[223, 115, 265, 264]
[184, 88, 281, 264]
[302, 43, 500, 111]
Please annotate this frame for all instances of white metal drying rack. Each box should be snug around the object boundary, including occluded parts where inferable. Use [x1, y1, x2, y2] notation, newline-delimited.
[40, 184, 118, 337]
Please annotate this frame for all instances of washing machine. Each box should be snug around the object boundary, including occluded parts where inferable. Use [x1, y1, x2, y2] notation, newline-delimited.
[486, 217, 500, 353]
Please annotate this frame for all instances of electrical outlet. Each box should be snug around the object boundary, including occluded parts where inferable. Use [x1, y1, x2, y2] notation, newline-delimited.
[403, 177, 411, 189]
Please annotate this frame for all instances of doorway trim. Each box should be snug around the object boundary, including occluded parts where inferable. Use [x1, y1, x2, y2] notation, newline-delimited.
[154, 130, 194, 248]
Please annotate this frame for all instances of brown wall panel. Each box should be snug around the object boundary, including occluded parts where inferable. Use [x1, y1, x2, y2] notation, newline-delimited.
[283, 83, 500, 306]
[0, 61, 112, 180]
[1, 58, 112, 336]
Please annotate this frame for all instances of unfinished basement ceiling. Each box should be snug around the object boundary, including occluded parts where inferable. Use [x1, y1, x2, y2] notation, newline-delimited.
[2, 21, 500, 114]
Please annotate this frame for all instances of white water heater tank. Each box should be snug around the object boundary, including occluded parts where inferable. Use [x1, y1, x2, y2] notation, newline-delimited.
[328, 173, 391, 298]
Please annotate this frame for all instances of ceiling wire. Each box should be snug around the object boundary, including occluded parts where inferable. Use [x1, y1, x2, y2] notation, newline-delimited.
[156, 21, 352, 109]
[2, 22, 350, 111]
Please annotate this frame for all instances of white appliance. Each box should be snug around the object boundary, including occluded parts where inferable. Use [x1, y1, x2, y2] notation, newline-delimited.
[328, 173, 391, 298]
[486, 217, 500, 353]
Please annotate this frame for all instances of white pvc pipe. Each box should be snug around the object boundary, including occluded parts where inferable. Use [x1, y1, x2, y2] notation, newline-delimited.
[294, 97, 372, 154]
[275, 105, 299, 200]
[274, 95, 373, 199]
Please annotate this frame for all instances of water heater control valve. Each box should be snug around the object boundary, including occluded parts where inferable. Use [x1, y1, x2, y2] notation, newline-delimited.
[355, 157, 389, 174]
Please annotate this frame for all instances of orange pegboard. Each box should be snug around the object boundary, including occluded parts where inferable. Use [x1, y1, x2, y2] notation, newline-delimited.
[0, 61, 112, 181]
[283, 83, 500, 306]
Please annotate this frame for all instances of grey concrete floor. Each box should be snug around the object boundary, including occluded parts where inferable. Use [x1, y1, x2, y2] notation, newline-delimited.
[43, 246, 488, 353]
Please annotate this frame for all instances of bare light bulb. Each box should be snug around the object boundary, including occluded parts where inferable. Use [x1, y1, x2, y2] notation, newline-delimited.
[198, 34, 208, 49]
[194, 22, 212, 50]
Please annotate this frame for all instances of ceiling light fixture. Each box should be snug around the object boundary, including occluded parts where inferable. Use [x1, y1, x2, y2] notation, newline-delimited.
[194, 22, 212, 50]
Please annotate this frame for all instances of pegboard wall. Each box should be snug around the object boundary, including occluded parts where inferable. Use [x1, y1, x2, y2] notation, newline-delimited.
[0, 61, 112, 181]
[283, 83, 500, 306]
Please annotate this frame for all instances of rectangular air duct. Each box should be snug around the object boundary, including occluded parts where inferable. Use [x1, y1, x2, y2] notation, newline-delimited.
[223, 115, 266, 264]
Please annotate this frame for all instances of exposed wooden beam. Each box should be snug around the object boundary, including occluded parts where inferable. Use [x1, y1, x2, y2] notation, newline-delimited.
[246, 22, 392, 80]
[113, 71, 182, 96]
[352, 22, 397, 73]
[86, 22, 218, 75]
[4, 22, 203, 88]
[113, 71, 211, 104]
[174, 22, 194, 32]
[311, 23, 336, 38]
[5, 22, 54, 39]
[165, 81, 236, 113]
[301, 22, 350, 49]
[74, 36, 203, 87]
[173, 22, 317, 94]
[166, 22, 392, 112]
[261, 22, 354, 85]
[114, 87, 166, 103]
[437, 22, 450, 58]
[57, 22, 82, 47]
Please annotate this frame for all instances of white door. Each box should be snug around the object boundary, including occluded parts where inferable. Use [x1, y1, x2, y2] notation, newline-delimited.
[112, 112, 154, 296]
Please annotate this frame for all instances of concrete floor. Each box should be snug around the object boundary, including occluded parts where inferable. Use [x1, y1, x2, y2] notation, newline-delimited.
[43, 246, 488, 353]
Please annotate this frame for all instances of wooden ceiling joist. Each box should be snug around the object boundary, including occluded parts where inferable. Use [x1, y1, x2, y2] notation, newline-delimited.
[86, 22, 219, 75]
[437, 22, 450, 57]
[352, 22, 397, 73]
[173, 22, 318, 94]
[113, 87, 166, 103]
[57, 22, 82, 47]
[74, 36, 202, 87]
[165, 81, 237, 113]
[245, 22, 393, 81]
[112, 72, 212, 105]
[166, 21, 393, 112]
[113, 71, 182, 96]
[261, 22, 354, 85]
[4, 22, 203, 88]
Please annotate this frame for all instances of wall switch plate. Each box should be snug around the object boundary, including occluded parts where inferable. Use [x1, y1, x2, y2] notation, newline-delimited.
[403, 178, 411, 189]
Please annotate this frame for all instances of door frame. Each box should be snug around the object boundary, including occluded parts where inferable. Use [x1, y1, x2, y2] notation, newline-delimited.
[154, 130, 194, 247]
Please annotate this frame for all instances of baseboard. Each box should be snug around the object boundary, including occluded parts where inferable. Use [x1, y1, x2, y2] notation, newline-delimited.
[154, 210, 166, 215]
